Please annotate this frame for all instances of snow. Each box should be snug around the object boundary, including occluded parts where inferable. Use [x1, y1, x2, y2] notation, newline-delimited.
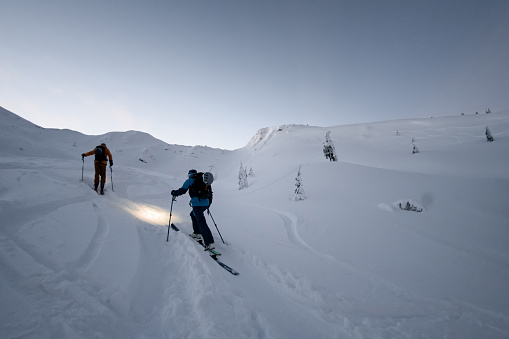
[1, 105, 509, 338]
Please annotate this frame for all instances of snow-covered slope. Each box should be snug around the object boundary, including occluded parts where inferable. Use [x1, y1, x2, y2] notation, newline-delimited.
[1, 105, 509, 338]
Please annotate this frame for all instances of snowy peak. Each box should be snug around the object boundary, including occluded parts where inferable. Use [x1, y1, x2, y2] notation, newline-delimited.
[247, 124, 322, 151]
[0, 107, 227, 170]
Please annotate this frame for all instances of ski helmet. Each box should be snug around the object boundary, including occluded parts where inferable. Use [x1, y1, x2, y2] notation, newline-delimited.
[188, 169, 197, 178]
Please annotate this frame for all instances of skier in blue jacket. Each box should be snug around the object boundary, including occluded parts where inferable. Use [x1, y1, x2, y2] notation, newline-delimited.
[171, 169, 215, 250]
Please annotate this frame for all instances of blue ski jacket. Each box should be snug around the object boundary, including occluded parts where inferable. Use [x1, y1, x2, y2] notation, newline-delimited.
[173, 177, 210, 207]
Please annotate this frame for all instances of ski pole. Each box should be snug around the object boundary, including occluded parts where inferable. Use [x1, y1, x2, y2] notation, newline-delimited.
[110, 166, 114, 192]
[81, 156, 84, 181]
[167, 196, 176, 242]
[207, 209, 225, 244]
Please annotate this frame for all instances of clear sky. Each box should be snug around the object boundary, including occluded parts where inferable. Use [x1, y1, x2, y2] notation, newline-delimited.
[1, 0, 508, 150]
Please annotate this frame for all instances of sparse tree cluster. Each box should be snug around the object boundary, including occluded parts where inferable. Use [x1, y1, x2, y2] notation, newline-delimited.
[398, 201, 423, 212]
[235, 117, 498, 201]
[323, 131, 337, 161]
[460, 108, 491, 115]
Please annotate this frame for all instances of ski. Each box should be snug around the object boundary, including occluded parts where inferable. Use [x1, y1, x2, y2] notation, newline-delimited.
[171, 223, 238, 276]
[214, 258, 239, 275]
[196, 240, 238, 275]
[187, 233, 239, 275]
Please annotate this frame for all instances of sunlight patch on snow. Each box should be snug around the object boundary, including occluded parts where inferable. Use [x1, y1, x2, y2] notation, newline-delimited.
[120, 201, 177, 225]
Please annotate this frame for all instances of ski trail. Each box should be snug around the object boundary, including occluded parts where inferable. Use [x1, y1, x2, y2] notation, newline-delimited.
[0, 192, 138, 337]
[274, 208, 318, 253]
[261, 206, 335, 259]
[0, 232, 132, 339]
[152, 224, 273, 338]
[0, 197, 105, 277]
[71, 202, 109, 272]
[228, 204, 457, 337]
[0, 196, 91, 235]
[223, 205, 354, 336]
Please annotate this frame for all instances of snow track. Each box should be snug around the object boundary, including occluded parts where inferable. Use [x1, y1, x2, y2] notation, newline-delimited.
[72, 203, 110, 272]
[0, 222, 129, 339]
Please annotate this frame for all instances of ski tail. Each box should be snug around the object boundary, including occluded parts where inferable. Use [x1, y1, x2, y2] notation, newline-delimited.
[214, 258, 239, 275]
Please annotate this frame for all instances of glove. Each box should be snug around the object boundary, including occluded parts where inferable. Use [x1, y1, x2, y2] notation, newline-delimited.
[81, 153, 86, 157]
[171, 190, 177, 196]
[109, 160, 113, 167]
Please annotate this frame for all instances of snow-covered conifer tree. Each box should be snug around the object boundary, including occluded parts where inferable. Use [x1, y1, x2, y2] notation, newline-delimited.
[248, 167, 255, 177]
[323, 131, 337, 161]
[486, 126, 494, 142]
[412, 140, 419, 154]
[238, 163, 248, 190]
[294, 166, 305, 201]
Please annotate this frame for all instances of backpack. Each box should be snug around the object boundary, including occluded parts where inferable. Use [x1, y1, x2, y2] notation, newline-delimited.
[190, 172, 214, 205]
[94, 145, 106, 162]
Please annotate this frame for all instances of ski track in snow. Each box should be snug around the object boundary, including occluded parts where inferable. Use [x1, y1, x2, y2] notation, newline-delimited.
[229, 203, 509, 338]
[0, 163, 135, 337]
[0, 211, 126, 338]
[160, 227, 272, 338]
[71, 203, 109, 272]
[232, 205, 390, 336]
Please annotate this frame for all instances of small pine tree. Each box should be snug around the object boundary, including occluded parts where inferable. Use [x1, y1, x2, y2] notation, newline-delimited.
[294, 166, 305, 201]
[323, 131, 338, 162]
[238, 163, 248, 190]
[486, 126, 494, 142]
[248, 167, 255, 177]
[412, 140, 419, 154]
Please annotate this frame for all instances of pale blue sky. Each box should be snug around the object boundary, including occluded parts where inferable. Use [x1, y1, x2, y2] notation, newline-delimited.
[1, 0, 508, 149]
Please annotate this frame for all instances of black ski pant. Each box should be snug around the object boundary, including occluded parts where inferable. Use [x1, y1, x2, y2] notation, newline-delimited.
[190, 206, 214, 246]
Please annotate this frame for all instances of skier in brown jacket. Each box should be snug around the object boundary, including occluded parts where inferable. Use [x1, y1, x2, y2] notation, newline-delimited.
[82, 143, 113, 194]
